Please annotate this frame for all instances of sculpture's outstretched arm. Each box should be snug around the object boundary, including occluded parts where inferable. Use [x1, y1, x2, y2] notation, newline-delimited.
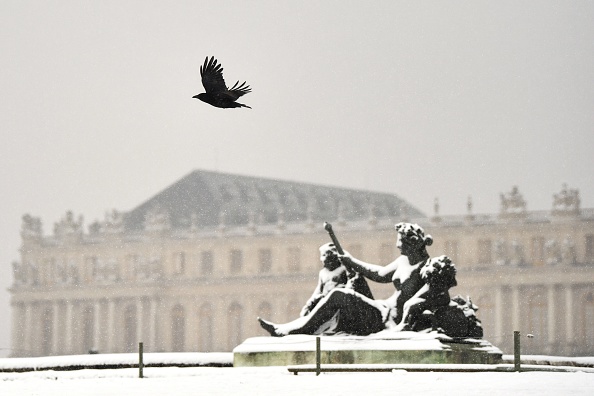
[340, 255, 397, 284]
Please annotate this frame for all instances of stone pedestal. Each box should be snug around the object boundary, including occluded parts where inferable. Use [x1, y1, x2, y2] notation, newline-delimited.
[233, 331, 502, 367]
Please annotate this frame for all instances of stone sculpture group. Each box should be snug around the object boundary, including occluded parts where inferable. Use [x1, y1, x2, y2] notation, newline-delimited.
[258, 222, 483, 339]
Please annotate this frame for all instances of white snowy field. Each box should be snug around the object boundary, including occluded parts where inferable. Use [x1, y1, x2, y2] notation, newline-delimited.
[1, 347, 593, 396]
[1, 366, 594, 396]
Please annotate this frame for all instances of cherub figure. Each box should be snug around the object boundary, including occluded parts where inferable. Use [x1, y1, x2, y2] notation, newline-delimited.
[300, 243, 371, 317]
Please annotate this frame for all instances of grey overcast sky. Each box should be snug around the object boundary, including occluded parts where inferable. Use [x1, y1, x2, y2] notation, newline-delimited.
[1, 1, 593, 356]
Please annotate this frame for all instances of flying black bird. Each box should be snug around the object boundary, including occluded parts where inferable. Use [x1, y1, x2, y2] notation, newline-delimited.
[193, 56, 252, 109]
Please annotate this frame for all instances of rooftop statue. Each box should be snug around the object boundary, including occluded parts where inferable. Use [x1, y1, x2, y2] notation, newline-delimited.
[21, 214, 42, 239]
[53, 211, 84, 238]
[552, 183, 580, 213]
[500, 186, 527, 215]
[258, 222, 483, 339]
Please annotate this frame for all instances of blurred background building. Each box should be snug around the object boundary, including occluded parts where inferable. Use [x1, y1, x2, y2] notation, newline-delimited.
[9, 171, 594, 356]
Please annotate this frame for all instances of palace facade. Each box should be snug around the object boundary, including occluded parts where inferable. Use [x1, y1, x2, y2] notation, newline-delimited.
[9, 171, 594, 357]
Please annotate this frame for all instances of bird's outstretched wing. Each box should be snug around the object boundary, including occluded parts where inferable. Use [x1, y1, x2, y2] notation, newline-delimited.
[200, 57, 227, 94]
[226, 80, 252, 100]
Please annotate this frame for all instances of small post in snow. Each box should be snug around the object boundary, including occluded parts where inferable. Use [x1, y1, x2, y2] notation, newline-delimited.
[316, 336, 321, 376]
[139, 342, 144, 378]
[513, 331, 521, 372]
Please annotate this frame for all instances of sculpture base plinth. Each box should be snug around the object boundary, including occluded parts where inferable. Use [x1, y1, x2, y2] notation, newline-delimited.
[233, 331, 502, 367]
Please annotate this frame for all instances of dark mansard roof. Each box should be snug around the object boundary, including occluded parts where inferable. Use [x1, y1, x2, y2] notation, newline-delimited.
[124, 170, 425, 231]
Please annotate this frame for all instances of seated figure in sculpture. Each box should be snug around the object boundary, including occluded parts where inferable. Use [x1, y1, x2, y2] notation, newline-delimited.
[398, 255, 483, 337]
[300, 243, 371, 317]
[258, 222, 482, 338]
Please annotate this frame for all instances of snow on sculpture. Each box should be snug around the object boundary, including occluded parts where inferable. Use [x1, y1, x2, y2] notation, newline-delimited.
[299, 243, 372, 317]
[398, 255, 482, 337]
[258, 222, 483, 339]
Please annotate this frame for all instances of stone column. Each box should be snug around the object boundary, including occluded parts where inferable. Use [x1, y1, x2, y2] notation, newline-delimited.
[52, 301, 60, 354]
[137, 297, 144, 343]
[547, 284, 556, 353]
[93, 300, 101, 352]
[149, 297, 157, 352]
[10, 302, 24, 357]
[511, 285, 521, 333]
[23, 302, 33, 356]
[565, 286, 574, 354]
[65, 301, 73, 355]
[106, 299, 115, 353]
[494, 286, 503, 344]
[188, 298, 198, 351]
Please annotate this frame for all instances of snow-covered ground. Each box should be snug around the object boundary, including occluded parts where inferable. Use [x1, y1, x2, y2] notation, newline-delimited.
[1, 365, 594, 396]
[0, 352, 232, 371]
[1, 349, 593, 395]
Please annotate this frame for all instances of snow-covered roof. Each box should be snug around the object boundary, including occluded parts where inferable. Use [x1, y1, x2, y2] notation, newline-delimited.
[123, 170, 425, 231]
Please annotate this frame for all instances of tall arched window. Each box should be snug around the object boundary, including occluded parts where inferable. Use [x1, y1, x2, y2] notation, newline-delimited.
[41, 308, 53, 356]
[287, 247, 301, 272]
[230, 250, 243, 273]
[257, 302, 272, 335]
[228, 303, 243, 349]
[171, 304, 185, 352]
[199, 303, 213, 352]
[81, 306, 95, 353]
[258, 249, 272, 273]
[123, 305, 137, 353]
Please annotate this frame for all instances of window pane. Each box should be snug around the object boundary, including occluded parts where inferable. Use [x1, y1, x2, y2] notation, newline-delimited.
[259, 249, 272, 273]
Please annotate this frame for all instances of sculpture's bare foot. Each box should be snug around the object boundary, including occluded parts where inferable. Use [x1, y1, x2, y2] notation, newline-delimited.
[258, 317, 281, 337]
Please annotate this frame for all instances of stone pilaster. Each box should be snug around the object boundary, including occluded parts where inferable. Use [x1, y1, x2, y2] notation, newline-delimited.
[64, 301, 73, 355]
[10, 302, 24, 357]
[511, 285, 521, 333]
[565, 286, 574, 354]
[137, 297, 144, 343]
[106, 299, 115, 352]
[93, 300, 101, 351]
[149, 298, 157, 352]
[494, 286, 503, 344]
[24, 302, 33, 356]
[52, 301, 60, 354]
[547, 284, 556, 354]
